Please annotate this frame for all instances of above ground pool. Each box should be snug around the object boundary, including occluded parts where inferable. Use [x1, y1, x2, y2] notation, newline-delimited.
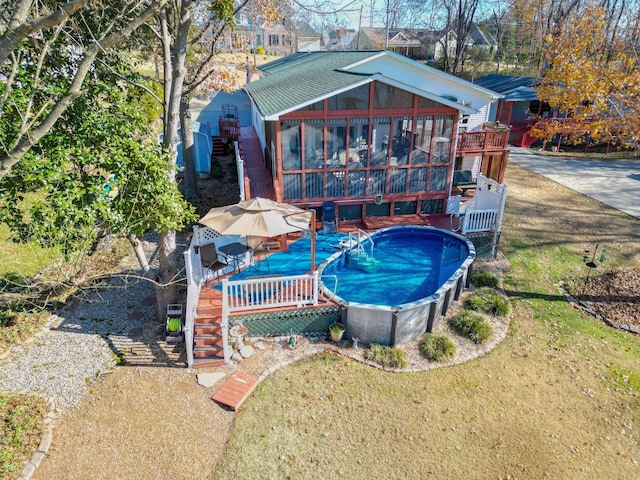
[318, 226, 475, 346]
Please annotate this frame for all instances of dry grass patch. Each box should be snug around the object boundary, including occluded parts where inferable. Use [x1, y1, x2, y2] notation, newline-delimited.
[217, 162, 640, 479]
[218, 318, 640, 479]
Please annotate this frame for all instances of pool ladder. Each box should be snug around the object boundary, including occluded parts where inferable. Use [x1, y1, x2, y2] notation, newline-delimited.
[347, 229, 374, 257]
[321, 274, 339, 295]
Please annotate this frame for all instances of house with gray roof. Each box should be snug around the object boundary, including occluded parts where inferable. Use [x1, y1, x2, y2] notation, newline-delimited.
[473, 75, 547, 146]
[243, 50, 509, 224]
[351, 24, 496, 61]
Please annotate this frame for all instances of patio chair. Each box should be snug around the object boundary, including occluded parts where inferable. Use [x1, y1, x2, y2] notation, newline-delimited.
[199, 243, 228, 283]
[248, 240, 271, 274]
[322, 201, 337, 234]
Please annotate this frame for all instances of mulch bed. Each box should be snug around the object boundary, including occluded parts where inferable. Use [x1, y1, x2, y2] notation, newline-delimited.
[567, 266, 640, 331]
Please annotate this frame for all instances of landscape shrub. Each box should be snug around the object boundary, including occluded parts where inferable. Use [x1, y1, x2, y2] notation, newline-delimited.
[364, 344, 407, 369]
[471, 269, 499, 288]
[448, 310, 494, 344]
[418, 334, 456, 361]
[464, 287, 511, 316]
[255, 46, 265, 55]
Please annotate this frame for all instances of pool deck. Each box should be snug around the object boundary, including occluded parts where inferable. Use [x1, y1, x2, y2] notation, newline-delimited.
[195, 127, 470, 361]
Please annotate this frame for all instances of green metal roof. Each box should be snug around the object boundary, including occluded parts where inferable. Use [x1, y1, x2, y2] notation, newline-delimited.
[245, 51, 382, 117]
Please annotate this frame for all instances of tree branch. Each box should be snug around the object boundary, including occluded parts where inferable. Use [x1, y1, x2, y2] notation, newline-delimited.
[0, 0, 88, 67]
[0, 0, 167, 179]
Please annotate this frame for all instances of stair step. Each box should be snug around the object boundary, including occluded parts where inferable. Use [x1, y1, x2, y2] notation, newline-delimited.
[194, 344, 224, 358]
[194, 324, 222, 336]
[192, 357, 226, 368]
[194, 333, 223, 347]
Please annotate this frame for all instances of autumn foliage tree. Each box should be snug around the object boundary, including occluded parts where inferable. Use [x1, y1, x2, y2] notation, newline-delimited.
[532, 3, 640, 149]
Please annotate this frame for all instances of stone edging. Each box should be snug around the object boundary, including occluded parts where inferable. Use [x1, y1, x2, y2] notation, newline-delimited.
[562, 289, 640, 334]
[19, 405, 56, 480]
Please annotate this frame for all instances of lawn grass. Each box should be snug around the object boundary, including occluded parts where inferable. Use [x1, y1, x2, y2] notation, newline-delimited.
[0, 224, 59, 278]
[0, 393, 48, 478]
[216, 163, 640, 479]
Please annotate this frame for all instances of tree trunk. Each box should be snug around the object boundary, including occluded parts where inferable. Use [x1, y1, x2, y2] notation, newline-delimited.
[155, 231, 178, 324]
[128, 232, 174, 324]
[180, 93, 199, 198]
[152, 0, 193, 320]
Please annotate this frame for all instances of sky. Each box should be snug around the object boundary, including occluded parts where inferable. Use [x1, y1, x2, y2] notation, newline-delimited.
[309, 0, 385, 31]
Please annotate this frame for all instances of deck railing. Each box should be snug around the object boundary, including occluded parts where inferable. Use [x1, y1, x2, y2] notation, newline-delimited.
[461, 209, 498, 234]
[221, 272, 319, 315]
[457, 130, 509, 154]
[183, 245, 203, 370]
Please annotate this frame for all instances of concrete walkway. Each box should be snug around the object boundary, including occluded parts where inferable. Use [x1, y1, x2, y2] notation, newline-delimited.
[508, 147, 640, 219]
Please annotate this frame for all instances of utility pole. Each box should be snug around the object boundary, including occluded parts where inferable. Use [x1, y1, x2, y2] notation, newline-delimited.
[385, 1, 390, 49]
[356, 4, 363, 50]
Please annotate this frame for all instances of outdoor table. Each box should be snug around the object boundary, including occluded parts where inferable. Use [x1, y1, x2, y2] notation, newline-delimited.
[219, 242, 248, 272]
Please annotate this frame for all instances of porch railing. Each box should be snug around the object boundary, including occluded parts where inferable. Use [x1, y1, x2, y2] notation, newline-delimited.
[183, 246, 202, 370]
[457, 130, 509, 154]
[462, 209, 498, 234]
[221, 272, 319, 315]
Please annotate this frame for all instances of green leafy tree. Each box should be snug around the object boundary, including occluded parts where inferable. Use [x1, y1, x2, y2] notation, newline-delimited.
[0, 54, 196, 303]
[0, 0, 166, 177]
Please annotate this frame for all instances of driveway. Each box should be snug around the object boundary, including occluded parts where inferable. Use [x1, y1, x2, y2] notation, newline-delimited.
[508, 147, 640, 219]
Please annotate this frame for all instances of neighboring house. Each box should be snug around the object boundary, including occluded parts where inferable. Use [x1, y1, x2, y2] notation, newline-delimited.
[351, 27, 421, 58]
[292, 20, 322, 52]
[244, 50, 509, 225]
[259, 23, 294, 56]
[473, 75, 549, 147]
[351, 24, 495, 61]
[465, 23, 498, 53]
[352, 27, 424, 59]
[324, 28, 357, 50]
[253, 20, 322, 55]
[419, 29, 457, 61]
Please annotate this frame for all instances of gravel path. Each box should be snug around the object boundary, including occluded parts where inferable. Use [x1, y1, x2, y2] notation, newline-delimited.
[0, 238, 184, 413]
[0, 277, 169, 411]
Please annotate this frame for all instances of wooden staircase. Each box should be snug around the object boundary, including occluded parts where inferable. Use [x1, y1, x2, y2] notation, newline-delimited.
[193, 317, 225, 368]
[211, 136, 226, 156]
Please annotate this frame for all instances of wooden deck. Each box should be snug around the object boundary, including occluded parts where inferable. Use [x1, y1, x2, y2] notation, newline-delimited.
[362, 213, 454, 231]
[212, 371, 259, 410]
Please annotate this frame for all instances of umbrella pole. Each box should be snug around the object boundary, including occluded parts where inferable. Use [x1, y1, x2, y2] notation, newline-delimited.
[310, 209, 316, 272]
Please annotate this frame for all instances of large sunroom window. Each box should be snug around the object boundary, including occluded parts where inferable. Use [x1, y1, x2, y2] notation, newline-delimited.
[328, 84, 369, 110]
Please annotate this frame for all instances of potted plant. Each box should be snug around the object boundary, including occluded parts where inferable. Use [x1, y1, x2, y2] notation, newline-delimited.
[329, 322, 345, 342]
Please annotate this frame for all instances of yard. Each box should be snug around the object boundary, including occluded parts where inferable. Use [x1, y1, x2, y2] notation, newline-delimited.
[19, 161, 640, 479]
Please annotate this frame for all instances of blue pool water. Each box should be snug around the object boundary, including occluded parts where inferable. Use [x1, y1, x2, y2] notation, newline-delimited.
[320, 227, 470, 307]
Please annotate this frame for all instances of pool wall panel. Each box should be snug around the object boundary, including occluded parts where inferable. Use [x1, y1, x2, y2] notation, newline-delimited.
[346, 305, 394, 346]
[395, 304, 430, 344]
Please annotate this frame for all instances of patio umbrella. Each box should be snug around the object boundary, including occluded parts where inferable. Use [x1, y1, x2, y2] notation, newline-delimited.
[199, 197, 312, 239]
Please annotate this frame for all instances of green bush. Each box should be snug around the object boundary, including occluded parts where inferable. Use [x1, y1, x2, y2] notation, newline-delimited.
[471, 269, 499, 288]
[418, 334, 457, 361]
[364, 344, 407, 369]
[464, 287, 511, 317]
[448, 310, 494, 344]
[255, 46, 265, 55]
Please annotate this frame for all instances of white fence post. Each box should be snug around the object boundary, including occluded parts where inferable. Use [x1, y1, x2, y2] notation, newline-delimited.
[183, 248, 199, 369]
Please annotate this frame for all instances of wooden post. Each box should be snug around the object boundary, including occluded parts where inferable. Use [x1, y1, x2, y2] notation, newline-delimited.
[310, 210, 316, 272]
